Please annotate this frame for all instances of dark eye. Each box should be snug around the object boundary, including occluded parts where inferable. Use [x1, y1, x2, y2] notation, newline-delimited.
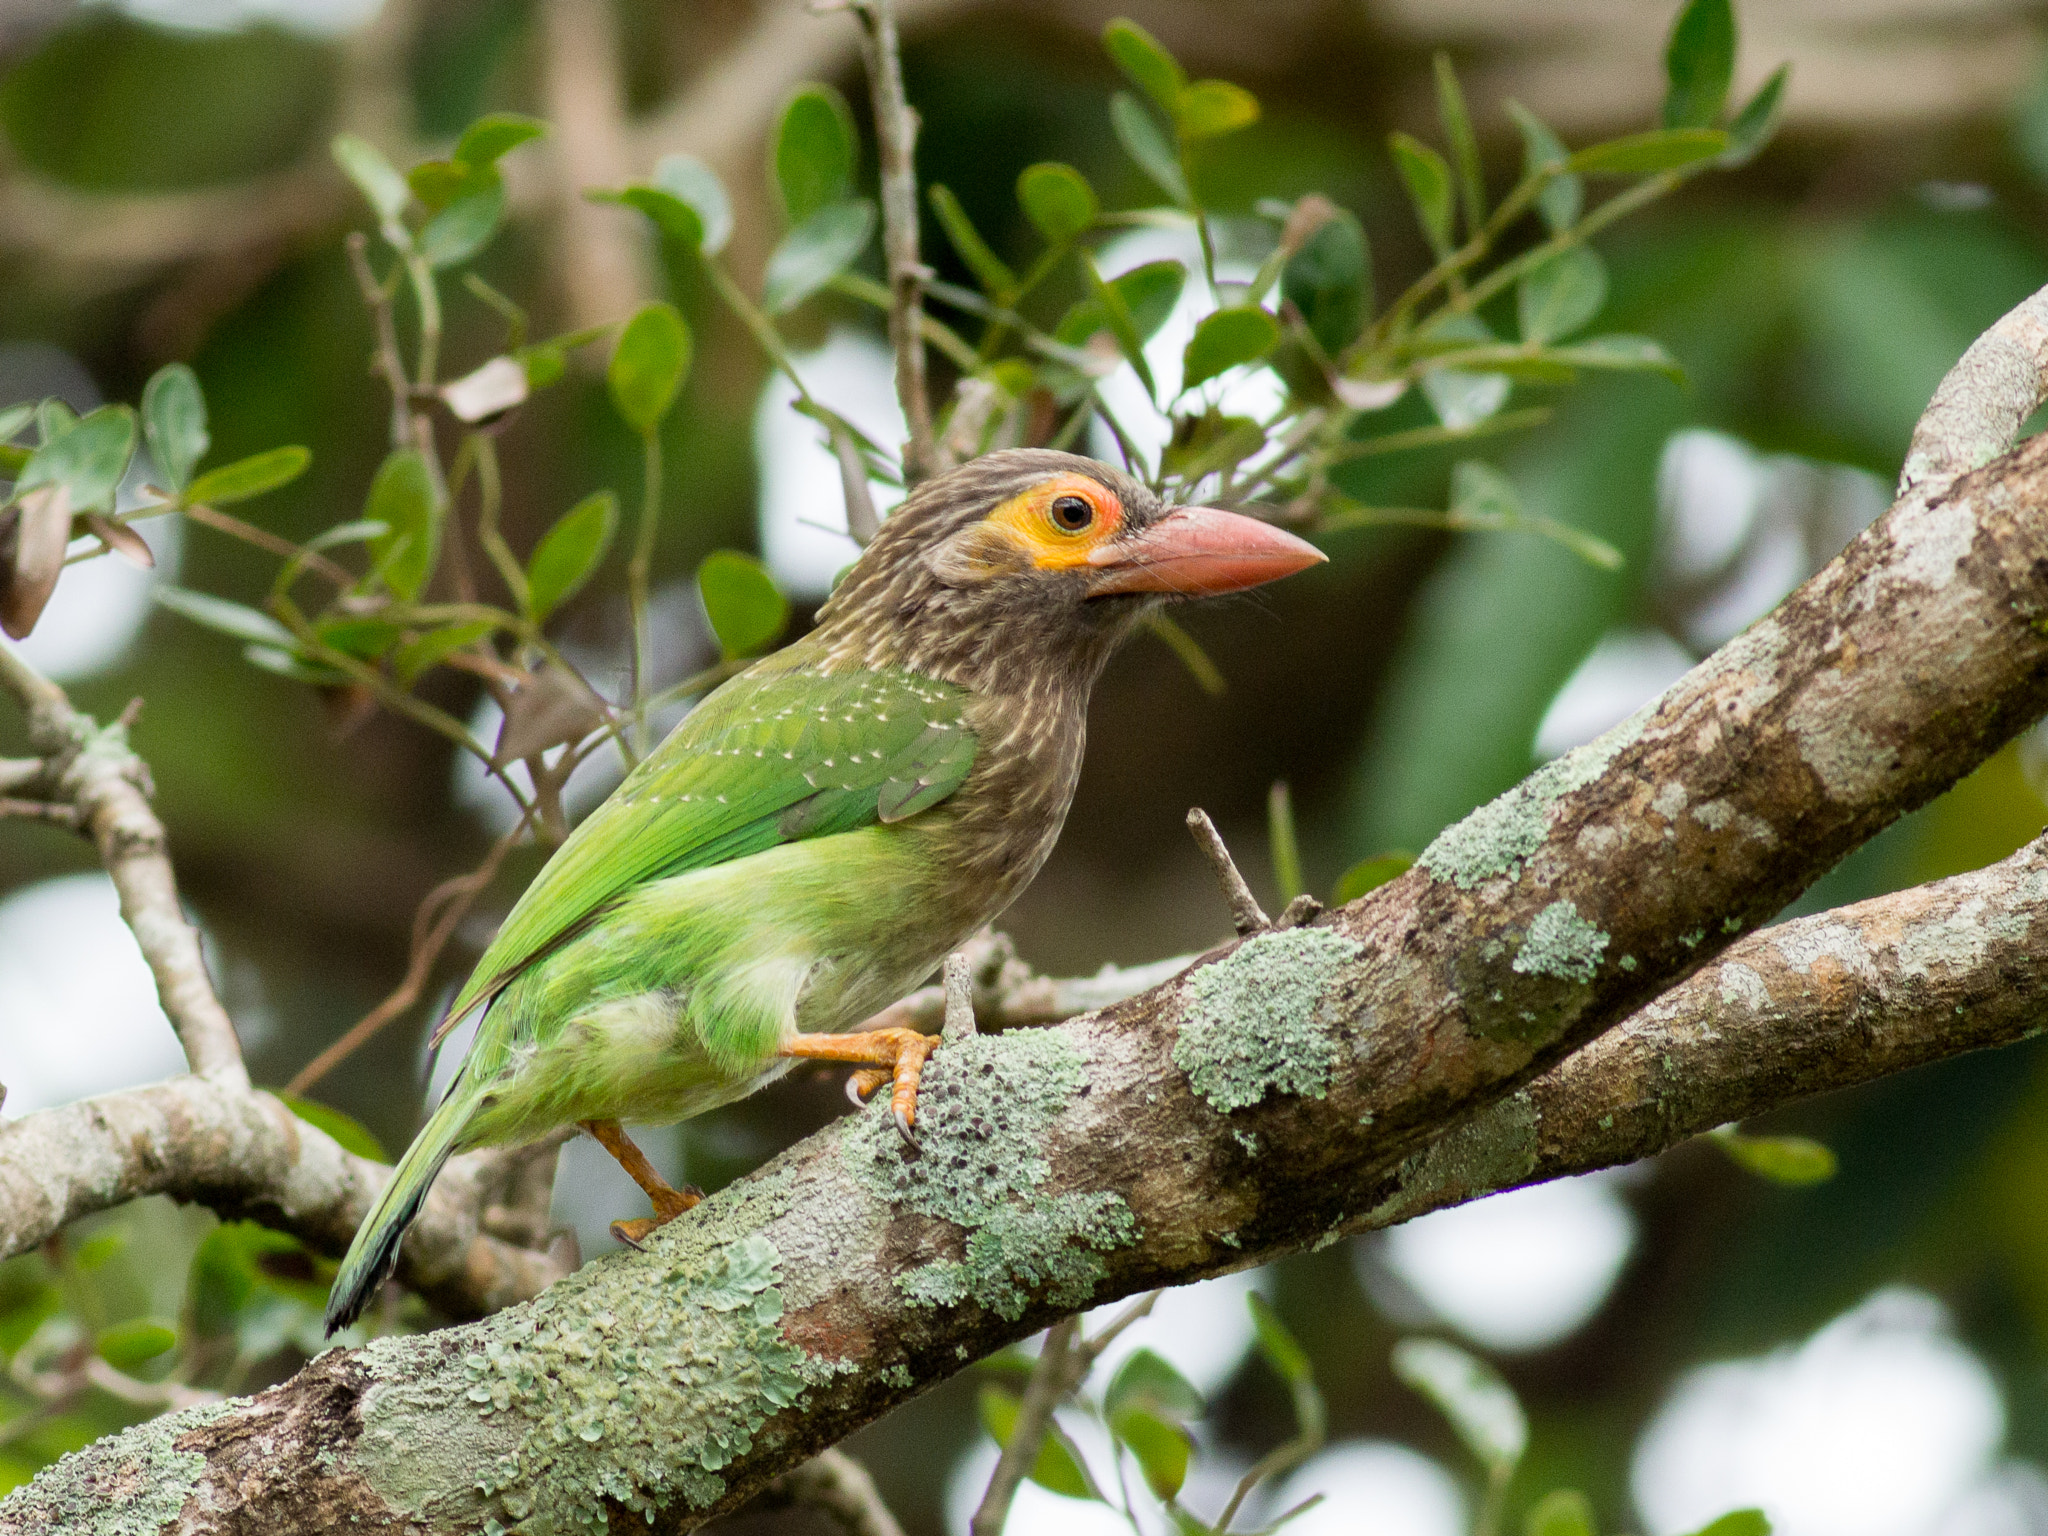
[1050, 495, 1095, 532]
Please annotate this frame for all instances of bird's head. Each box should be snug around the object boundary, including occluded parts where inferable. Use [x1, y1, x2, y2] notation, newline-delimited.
[815, 448, 1325, 687]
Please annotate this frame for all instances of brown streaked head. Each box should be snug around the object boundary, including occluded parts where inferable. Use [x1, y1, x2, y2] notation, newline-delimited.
[815, 448, 1324, 688]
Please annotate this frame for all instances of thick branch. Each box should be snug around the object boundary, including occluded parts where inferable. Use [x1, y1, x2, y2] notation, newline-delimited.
[0, 645, 246, 1086]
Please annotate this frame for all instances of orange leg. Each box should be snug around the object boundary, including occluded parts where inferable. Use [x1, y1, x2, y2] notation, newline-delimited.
[579, 1118, 702, 1249]
[780, 1027, 939, 1141]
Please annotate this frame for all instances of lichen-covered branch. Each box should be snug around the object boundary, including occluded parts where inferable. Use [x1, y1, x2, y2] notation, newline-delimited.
[0, 1076, 569, 1321]
[0, 643, 246, 1086]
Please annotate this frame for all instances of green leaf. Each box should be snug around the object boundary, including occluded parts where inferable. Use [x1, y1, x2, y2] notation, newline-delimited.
[393, 618, 497, 684]
[1433, 53, 1486, 236]
[17, 404, 135, 513]
[1518, 246, 1607, 345]
[1543, 334, 1685, 382]
[1103, 18, 1185, 110]
[516, 324, 612, 391]
[527, 490, 618, 623]
[1081, 255, 1160, 396]
[280, 1094, 389, 1162]
[72, 1231, 127, 1271]
[1506, 100, 1581, 234]
[1686, 1512, 1771, 1536]
[1282, 207, 1370, 357]
[978, 1386, 1102, 1501]
[406, 156, 486, 215]
[0, 1272, 60, 1354]
[608, 302, 692, 433]
[1664, 0, 1736, 130]
[1055, 259, 1186, 356]
[1146, 611, 1226, 696]
[454, 112, 548, 167]
[1389, 132, 1455, 255]
[762, 199, 877, 315]
[1391, 1338, 1527, 1477]
[1109, 1407, 1191, 1500]
[316, 617, 403, 660]
[36, 398, 76, 442]
[1109, 92, 1190, 205]
[1711, 1128, 1838, 1185]
[1183, 306, 1280, 391]
[1568, 128, 1728, 176]
[0, 402, 34, 445]
[656, 154, 733, 255]
[1722, 64, 1789, 167]
[331, 133, 409, 226]
[183, 445, 310, 506]
[698, 550, 789, 658]
[1335, 851, 1412, 904]
[1421, 368, 1509, 430]
[1017, 162, 1098, 244]
[141, 364, 207, 494]
[1525, 1488, 1597, 1536]
[775, 83, 858, 225]
[419, 182, 505, 269]
[929, 185, 1017, 298]
[94, 1319, 176, 1371]
[364, 448, 440, 600]
[189, 1222, 311, 1338]
[1248, 1292, 1313, 1386]
[1106, 1348, 1204, 1422]
[241, 644, 348, 686]
[1176, 79, 1259, 141]
[305, 518, 390, 552]
[154, 587, 295, 647]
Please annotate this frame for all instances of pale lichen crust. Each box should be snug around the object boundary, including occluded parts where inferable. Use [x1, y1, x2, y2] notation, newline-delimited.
[355, 1162, 842, 1536]
[1418, 707, 1650, 889]
[1173, 928, 1364, 1113]
[847, 1027, 1137, 1321]
[1512, 900, 1610, 984]
[0, 1399, 233, 1536]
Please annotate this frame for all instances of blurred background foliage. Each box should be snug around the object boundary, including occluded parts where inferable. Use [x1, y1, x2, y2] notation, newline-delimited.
[4, 1, 2048, 1534]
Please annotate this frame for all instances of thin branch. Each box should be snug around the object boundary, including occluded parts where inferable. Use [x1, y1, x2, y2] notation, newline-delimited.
[849, 0, 943, 482]
[1186, 808, 1269, 935]
[0, 644, 246, 1087]
[0, 796, 77, 827]
[762, 1450, 909, 1536]
[972, 1317, 1080, 1536]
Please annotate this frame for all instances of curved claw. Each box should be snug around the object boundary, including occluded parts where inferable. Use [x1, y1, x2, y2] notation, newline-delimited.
[893, 1102, 916, 1145]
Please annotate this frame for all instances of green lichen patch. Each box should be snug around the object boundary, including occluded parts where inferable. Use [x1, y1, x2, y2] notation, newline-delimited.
[847, 1027, 1136, 1319]
[354, 1161, 841, 1536]
[1173, 928, 1362, 1113]
[1511, 900, 1609, 984]
[0, 1399, 233, 1536]
[1418, 708, 1649, 889]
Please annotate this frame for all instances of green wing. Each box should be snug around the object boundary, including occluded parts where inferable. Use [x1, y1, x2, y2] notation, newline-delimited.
[441, 666, 976, 1029]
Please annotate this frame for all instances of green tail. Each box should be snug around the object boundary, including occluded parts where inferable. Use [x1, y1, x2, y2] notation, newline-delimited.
[324, 1083, 476, 1335]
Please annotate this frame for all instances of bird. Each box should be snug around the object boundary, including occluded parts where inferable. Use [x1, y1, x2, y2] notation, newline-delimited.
[324, 447, 1324, 1332]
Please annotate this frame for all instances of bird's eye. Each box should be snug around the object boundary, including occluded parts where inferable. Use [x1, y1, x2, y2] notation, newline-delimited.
[1049, 495, 1095, 533]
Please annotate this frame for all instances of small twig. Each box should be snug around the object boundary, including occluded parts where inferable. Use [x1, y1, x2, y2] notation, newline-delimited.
[0, 756, 44, 793]
[1076, 1290, 1160, 1369]
[287, 810, 533, 1094]
[0, 796, 78, 827]
[346, 231, 413, 451]
[0, 642, 247, 1087]
[849, 0, 942, 482]
[941, 951, 977, 1043]
[972, 1316, 1082, 1536]
[764, 1449, 909, 1536]
[181, 501, 358, 587]
[1187, 808, 1268, 935]
[831, 419, 883, 545]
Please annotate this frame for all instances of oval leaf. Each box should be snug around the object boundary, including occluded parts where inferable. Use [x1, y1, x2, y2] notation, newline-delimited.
[18, 404, 136, 513]
[1249, 1292, 1313, 1387]
[1664, 0, 1736, 130]
[1176, 79, 1259, 141]
[528, 490, 619, 623]
[1108, 1407, 1190, 1500]
[420, 181, 505, 269]
[141, 363, 207, 494]
[1283, 207, 1370, 357]
[154, 586, 295, 647]
[455, 112, 548, 167]
[1714, 1129, 1838, 1185]
[1103, 18, 1185, 109]
[1391, 1337, 1527, 1477]
[762, 200, 877, 316]
[1183, 305, 1280, 391]
[608, 303, 692, 434]
[1518, 245, 1607, 345]
[1389, 131, 1455, 255]
[775, 83, 858, 225]
[1017, 162, 1099, 244]
[1568, 128, 1728, 176]
[698, 549, 789, 658]
[2, 484, 70, 639]
[364, 448, 440, 600]
[1109, 92, 1190, 205]
[184, 446, 310, 506]
[1506, 100, 1582, 234]
[95, 1318, 177, 1371]
[394, 618, 498, 685]
[655, 153, 733, 255]
[1105, 1347, 1204, 1422]
[331, 133, 410, 226]
[280, 1094, 390, 1162]
[1722, 64, 1789, 167]
[1688, 1512, 1771, 1536]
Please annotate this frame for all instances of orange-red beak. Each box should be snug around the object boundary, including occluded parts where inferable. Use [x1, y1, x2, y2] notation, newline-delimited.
[1085, 506, 1327, 598]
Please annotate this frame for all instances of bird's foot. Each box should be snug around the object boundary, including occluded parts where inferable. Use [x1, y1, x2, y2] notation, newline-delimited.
[782, 1026, 940, 1143]
[579, 1118, 705, 1249]
[608, 1183, 703, 1251]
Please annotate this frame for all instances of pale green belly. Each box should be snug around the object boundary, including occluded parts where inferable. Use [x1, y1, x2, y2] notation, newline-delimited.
[452, 823, 963, 1147]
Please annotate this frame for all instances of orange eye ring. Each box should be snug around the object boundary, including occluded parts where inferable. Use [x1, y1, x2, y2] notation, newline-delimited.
[985, 473, 1125, 570]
